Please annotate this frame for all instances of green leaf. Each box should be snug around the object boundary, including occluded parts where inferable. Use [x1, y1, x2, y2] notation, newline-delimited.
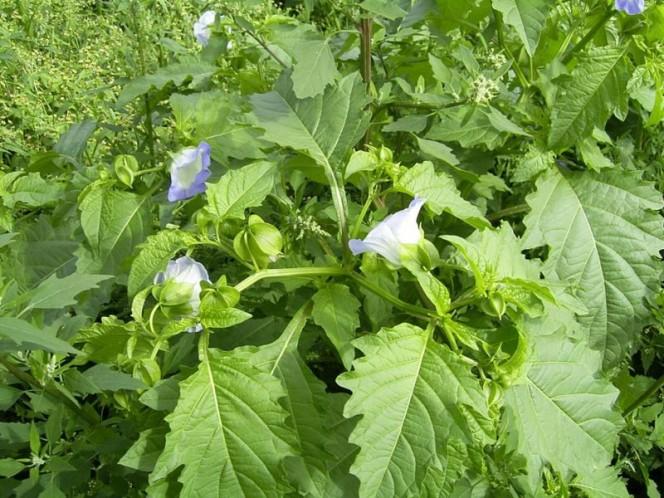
[523, 169, 664, 368]
[117, 62, 217, 106]
[240, 303, 345, 497]
[503, 320, 624, 489]
[312, 283, 360, 370]
[416, 137, 460, 166]
[200, 307, 252, 330]
[491, 0, 550, 56]
[150, 348, 296, 497]
[206, 161, 277, 220]
[139, 375, 182, 412]
[0, 458, 23, 478]
[0, 317, 79, 354]
[428, 106, 504, 150]
[548, 47, 629, 150]
[170, 91, 266, 161]
[360, 0, 407, 19]
[128, 229, 196, 297]
[251, 72, 370, 170]
[0, 386, 21, 411]
[272, 24, 339, 99]
[54, 118, 97, 159]
[23, 273, 111, 312]
[1, 173, 66, 209]
[119, 427, 167, 472]
[337, 324, 492, 498]
[571, 467, 630, 498]
[80, 364, 145, 392]
[78, 187, 152, 275]
[396, 161, 490, 229]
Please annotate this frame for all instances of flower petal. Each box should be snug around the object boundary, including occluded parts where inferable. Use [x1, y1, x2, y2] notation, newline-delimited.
[615, 0, 645, 14]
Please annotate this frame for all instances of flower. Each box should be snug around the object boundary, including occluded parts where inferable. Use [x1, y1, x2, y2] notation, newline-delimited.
[349, 197, 425, 266]
[168, 142, 211, 202]
[193, 11, 216, 46]
[154, 256, 210, 332]
[615, 0, 645, 14]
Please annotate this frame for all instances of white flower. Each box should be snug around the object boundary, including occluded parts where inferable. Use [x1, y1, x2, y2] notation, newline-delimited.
[349, 197, 425, 266]
[154, 256, 211, 332]
[168, 142, 211, 202]
[193, 11, 216, 46]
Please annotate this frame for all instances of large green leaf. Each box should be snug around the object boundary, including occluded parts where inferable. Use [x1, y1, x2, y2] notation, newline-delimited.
[78, 187, 152, 275]
[241, 303, 347, 497]
[396, 161, 490, 229]
[268, 24, 339, 99]
[548, 47, 629, 150]
[127, 229, 196, 297]
[523, 169, 664, 368]
[117, 62, 217, 106]
[150, 348, 296, 497]
[503, 316, 624, 491]
[206, 161, 277, 220]
[492, 0, 550, 56]
[170, 92, 266, 161]
[250, 72, 370, 170]
[0, 317, 79, 354]
[312, 283, 360, 370]
[337, 324, 492, 498]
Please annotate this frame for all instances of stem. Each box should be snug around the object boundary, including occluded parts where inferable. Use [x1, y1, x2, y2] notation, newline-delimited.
[440, 322, 460, 354]
[493, 9, 529, 89]
[231, 15, 288, 68]
[348, 273, 436, 320]
[448, 289, 480, 312]
[350, 183, 377, 239]
[323, 162, 349, 252]
[623, 373, 664, 416]
[487, 203, 529, 222]
[359, 17, 373, 146]
[234, 266, 345, 292]
[0, 357, 97, 427]
[562, 8, 614, 63]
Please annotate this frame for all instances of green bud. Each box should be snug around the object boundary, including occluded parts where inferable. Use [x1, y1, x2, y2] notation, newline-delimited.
[234, 216, 283, 268]
[481, 292, 506, 319]
[157, 280, 195, 308]
[114, 154, 139, 188]
[377, 145, 393, 163]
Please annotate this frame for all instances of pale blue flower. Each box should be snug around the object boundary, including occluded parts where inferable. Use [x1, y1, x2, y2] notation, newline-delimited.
[154, 256, 210, 332]
[615, 0, 645, 14]
[194, 10, 216, 46]
[349, 197, 425, 266]
[168, 142, 211, 202]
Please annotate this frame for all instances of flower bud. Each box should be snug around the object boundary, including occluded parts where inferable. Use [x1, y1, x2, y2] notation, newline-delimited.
[114, 154, 138, 188]
[234, 215, 283, 268]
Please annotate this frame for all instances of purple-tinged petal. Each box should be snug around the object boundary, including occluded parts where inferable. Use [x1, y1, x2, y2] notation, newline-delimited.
[168, 141, 211, 202]
[615, 0, 645, 14]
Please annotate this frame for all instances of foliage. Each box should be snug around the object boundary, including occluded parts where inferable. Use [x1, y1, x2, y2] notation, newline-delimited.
[1, 0, 664, 496]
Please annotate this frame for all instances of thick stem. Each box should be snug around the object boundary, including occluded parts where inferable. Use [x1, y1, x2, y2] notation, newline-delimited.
[234, 266, 346, 292]
[562, 8, 614, 63]
[487, 203, 530, 222]
[359, 17, 373, 146]
[623, 373, 664, 416]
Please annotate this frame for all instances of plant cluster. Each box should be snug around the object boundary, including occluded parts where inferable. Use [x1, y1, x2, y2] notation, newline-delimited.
[1, 0, 664, 496]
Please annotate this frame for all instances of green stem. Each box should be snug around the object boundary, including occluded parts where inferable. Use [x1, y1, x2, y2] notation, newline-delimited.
[323, 162, 349, 253]
[348, 273, 436, 320]
[493, 9, 529, 89]
[562, 7, 614, 63]
[440, 322, 460, 354]
[0, 357, 97, 427]
[350, 183, 377, 239]
[448, 289, 480, 312]
[487, 203, 530, 222]
[624, 373, 664, 416]
[234, 266, 346, 292]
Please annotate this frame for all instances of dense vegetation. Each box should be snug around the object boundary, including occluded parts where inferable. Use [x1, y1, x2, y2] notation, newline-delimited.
[1, 0, 664, 496]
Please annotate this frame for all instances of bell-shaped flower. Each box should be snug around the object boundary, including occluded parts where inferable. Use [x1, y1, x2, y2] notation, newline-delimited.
[154, 256, 211, 332]
[615, 0, 645, 14]
[349, 197, 425, 266]
[194, 10, 216, 46]
[168, 141, 211, 202]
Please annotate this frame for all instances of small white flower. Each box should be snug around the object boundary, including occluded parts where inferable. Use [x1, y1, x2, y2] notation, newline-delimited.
[349, 197, 425, 266]
[154, 256, 211, 332]
[193, 10, 216, 46]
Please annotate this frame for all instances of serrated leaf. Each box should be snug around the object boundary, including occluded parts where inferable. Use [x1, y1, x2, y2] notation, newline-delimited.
[523, 168, 664, 368]
[0, 317, 79, 354]
[150, 348, 296, 497]
[200, 307, 252, 329]
[78, 187, 152, 275]
[571, 466, 630, 498]
[548, 47, 629, 150]
[206, 161, 277, 220]
[240, 303, 344, 497]
[312, 284, 360, 370]
[428, 106, 505, 150]
[337, 323, 492, 498]
[396, 161, 489, 229]
[251, 72, 370, 170]
[128, 230, 195, 297]
[117, 62, 217, 106]
[492, 0, 550, 56]
[503, 321, 624, 488]
[23, 273, 111, 312]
